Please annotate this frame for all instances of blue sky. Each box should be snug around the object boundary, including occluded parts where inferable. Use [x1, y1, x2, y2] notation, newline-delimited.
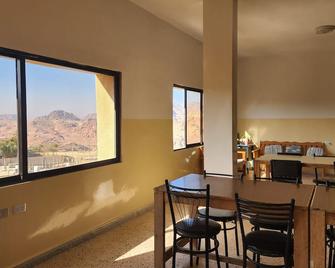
[173, 86, 201, 107]
[0, 56, 96, 120]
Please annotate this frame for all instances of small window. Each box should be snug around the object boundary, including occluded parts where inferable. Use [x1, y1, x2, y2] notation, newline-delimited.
[173, 85, 203, 150]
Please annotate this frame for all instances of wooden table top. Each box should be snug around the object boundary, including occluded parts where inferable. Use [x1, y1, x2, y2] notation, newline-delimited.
[311, 186, 335, 213]
[256, 154, 335, 167]
[156, 173, 315, 209]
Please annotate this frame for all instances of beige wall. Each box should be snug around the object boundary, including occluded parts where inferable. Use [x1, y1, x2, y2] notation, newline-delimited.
[203, 0, 237, 175]
[238, 52, 335, 153]
[0, 1, 202, 267]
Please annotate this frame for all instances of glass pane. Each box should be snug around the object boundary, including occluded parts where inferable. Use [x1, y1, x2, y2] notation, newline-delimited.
[186, 90, 201, 144]
[0, 56, 19, 178]
[173, 87, 186, 150]
[26, 60, 116, 173]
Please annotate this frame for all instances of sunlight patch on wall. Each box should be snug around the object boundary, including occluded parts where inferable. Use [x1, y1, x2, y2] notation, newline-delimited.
[29, 180, 137, 238]
[85, 180, 137, 216]
[29, 201, 90, 238]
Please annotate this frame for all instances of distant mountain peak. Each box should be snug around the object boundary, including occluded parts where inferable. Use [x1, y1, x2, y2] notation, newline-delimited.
[48, 110, 80, 121]
[34, 110, 80, 122]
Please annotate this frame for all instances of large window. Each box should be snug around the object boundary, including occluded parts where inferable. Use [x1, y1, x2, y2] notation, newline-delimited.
[173, 85, 203, 150]
[0, 48, 121, 185]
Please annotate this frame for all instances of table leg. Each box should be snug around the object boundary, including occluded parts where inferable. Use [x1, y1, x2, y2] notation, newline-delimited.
[311, 210, 326, 268]
[154, 190, 166, 268]
[265, 162, 271, 178]
[294, 209, 309, 268]
[254, 160, 260, 178]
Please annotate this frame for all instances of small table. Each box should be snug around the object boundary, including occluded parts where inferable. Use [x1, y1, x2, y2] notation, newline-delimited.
[254, 154, 335, 178]
[310, 186, 335, 268]
[154, 173, 315, 267]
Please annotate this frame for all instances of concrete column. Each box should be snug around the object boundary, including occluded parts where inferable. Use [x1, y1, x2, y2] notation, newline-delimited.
[203, 0, 237, 175]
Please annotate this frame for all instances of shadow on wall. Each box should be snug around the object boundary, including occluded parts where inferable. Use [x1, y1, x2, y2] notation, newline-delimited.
[29, 180, 137, 238]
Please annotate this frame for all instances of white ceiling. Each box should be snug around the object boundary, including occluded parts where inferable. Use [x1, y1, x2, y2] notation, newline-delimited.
[129, 0, 203, 41]
[130, 0, 335, 57]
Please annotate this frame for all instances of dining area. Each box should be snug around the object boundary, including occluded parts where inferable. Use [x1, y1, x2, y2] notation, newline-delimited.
[154, 172, 335, 267]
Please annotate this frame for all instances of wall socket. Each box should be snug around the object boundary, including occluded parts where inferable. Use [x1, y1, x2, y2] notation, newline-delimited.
[13, 203, 27, 214]
[0, 208, 9, 219]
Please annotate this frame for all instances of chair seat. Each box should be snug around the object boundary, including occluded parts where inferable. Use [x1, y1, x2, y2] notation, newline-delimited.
[176, 217, 221, 238]
[198, 207, 236, 221]
[245, 230, 292, 257]
[327, 227, 335, 240]
[250, 217, 289, 231]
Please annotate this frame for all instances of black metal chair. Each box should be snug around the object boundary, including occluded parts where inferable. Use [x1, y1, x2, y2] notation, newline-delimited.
[196, 207, 239, 268]
[165, 180, 221, 268]
[235, 193, 295, 268]
[196, 173, 241, 268]
[270, 160, 302, 184]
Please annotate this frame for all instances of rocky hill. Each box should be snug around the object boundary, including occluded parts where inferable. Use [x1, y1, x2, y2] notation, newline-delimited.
[0, 110, 97, 152]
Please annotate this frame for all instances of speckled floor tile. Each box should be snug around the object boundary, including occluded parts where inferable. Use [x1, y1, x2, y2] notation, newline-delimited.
[34, 207, 291, 268]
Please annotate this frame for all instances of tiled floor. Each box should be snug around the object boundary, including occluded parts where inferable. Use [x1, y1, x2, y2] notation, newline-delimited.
[35, 173, 317, 267]
[34, 209, 286, 268]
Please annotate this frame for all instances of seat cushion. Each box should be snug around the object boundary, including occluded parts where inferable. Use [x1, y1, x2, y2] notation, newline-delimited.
[326, 227, 335, 240]
[176, 217, 221, 238]
[264, 145, 282, 155]
[306, 147, 324, 157]
[245, 230, 292, 257]
[198, 207, 236, 221]
[285, 145, 302, 154]
[250, 217, 288, 231]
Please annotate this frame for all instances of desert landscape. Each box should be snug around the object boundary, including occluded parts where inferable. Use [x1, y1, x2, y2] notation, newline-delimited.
[0, 110, 98, 177]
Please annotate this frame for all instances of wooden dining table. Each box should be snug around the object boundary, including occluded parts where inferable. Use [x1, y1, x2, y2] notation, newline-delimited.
[311, 186, 335, 268]
[154, 173, 315, 267]
[254, 154, 335, 178]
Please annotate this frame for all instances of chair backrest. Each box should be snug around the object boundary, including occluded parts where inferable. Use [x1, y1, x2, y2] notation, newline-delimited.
[165, 180, 210, 234]
[235, 194, 295, 258]
[271, 160, 302, 184]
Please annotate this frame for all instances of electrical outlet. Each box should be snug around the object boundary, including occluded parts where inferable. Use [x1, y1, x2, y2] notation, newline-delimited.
[0, 208, 9, 219]
[13, 203, 27, 214]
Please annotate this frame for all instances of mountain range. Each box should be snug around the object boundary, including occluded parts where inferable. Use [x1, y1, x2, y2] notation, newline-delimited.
[0, 110, 97, 152]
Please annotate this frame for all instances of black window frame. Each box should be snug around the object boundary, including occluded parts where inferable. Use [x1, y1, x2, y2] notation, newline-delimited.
[173, 84, 203, 151]
[0, 47, 121, 187]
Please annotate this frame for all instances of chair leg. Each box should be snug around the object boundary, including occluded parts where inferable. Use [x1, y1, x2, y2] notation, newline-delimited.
[214, 236, 221, 268]
[234, 219, 240, 256]
[223, 221, 229, 268]
[205, 238, 210, 268]
[196, 238, 201, 265]
[256, 254, 260, 268]
[172, 244, 177, 268]
[329, 239, 334, 268]
[190, 238, 193, 267]
[242, 248, 247, 268]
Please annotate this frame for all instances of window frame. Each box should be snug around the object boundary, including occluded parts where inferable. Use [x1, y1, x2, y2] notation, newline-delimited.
[173, 84, 203, 151]
[0, 47, 121, 187]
